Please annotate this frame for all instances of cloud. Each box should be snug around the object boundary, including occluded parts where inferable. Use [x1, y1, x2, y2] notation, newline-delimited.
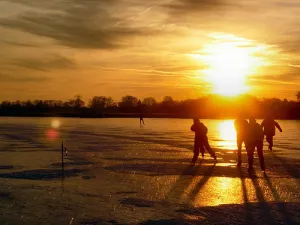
[248, 73, 300, 86]
[167, 0, 227, 12]
[0, 40, 39, 47]
[0, 0, 143, 49]
[0, 73, 50, 82]
[11, 55, 76, 71]
[97, 66, 195, 77]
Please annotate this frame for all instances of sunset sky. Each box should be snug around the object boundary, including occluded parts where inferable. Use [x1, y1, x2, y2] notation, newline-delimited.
[0, 0, 299, 101]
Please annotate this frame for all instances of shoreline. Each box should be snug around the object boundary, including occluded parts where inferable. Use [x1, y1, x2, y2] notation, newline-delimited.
[0, 113, 299, 120]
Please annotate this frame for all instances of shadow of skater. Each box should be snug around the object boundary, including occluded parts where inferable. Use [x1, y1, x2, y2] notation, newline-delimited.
[234, 113, 249, 167]
[246, 117, 265, 173]
[261, 115, 282, 151]
[264, 173, 293, 225]
[237, 168, 253, 225]
[164, 163, 200, 203]
[250, 175, 277, 225]
[191, 118, 216, 163]
[184, 163, 216, 204]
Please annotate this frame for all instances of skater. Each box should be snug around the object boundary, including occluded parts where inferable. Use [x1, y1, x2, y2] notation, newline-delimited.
[246, 117, 265, 172]
[234, 113, 248, 167]
[191, 118, 216, 163]
[140, 115, 145, 126]
[261, 116, 282, 151]
[137, 100, 145, 126]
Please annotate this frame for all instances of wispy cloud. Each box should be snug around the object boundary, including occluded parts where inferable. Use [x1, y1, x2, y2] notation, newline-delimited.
[0, 40, 39, 47]
[0, 73, 50, 82]
[0, 0, 143, 49]
[166, 0, 229, 12]
[11, 55, 76, 71]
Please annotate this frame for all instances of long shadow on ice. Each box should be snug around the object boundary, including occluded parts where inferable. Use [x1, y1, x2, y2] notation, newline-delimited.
[105, 162, 282, 178]
[104, 157, 192, 163]
[264, 173, 293, 225]
[270, 152, 300, 182]
[250, 172, 277, 224]
[0, 168, 84, 180]
[139, 202, 300, 225]
[50, 161, 95, 167]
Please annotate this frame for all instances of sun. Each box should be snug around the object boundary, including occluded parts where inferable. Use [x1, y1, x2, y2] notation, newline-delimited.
[203, 42, 260, 96]
[189, 37, 265, 96]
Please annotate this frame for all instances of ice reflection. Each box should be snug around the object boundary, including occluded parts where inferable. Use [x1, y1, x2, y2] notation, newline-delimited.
[45, 119, 61, 140]
[51, 119, 61, 128]
[47, 129, 59, 140]
[193, 177, 243, 207]
[218, 120, 237, 150]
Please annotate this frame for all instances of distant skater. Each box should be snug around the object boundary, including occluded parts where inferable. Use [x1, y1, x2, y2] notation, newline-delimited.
[246, 117, 265, 172]
[140, 115, 145, 126]
[191, 118, 216, 163]
[261, 116, 282, 151]
[234, 113, 249, 167]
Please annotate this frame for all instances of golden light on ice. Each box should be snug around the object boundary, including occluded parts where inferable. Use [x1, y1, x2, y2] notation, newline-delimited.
[51, 119, 61, 129]
[219, 120, 236, 141]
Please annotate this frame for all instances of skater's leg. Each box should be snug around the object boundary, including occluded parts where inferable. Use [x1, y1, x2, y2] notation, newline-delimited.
[266, 136, 273, 151]
[203, 137, 216, 160]
[192, 140, 200, 163]
[257, 141, 265, 171]
[247, 142, 254, 171]
[237, 138, 243, 165]
[200, 144, 205, 158]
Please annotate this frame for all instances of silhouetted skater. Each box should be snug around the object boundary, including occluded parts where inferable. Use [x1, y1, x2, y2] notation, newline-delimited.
[246, 117, 265, 172]
[137, 100, 145, 126]
[234, 113, 249, 167]
[140, 115, 145, 126]
[261, 116, 282, 151]
[191, 118, 216, 163]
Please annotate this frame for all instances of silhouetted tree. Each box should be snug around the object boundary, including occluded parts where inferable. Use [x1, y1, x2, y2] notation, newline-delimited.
[69, 95, 85, 109]
[143, 97, 157, 106]
[163, 96, 174, 103]
[296, 92, 300, 102]
[119, 95, 138, 108]
[0, 94, 300, 119]
[89, 96, 114, 109]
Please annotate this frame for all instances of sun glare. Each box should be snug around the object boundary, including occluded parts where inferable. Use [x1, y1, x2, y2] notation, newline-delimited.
[218, 120, 237, 150]
[204, 43, 252, 96]
[190, 34, 267, 96]
[219, 121, 236, 141]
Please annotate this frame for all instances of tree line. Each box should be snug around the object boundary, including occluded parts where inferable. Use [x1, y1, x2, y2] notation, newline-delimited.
[0, 93, 300, 119]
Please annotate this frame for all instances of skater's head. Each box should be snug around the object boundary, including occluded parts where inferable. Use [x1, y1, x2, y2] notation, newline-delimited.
[265, 112, 274, 120]
[193, 118, 200, 123]
[237, 112, 244, 119]
[249, 117, 256, 124]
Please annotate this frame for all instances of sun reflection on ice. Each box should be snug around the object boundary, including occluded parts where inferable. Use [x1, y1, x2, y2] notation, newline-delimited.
[218, 120, 237, 150]
[46, 119, 61, 140]
[47, 129, 59, 140]
[51, 119, 61, 128]
[193, 177, 243, 207]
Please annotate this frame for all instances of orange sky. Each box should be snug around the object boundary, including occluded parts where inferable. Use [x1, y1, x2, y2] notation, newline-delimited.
[0, 0, 299, 101]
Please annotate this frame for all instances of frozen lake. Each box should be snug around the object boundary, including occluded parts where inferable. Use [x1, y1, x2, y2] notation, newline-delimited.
[0, 117, 300, 224]
[0, 117, 299, 158]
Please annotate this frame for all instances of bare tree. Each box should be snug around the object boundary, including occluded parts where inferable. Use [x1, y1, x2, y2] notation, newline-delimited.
[296, 91, 300, 102]
[142, 97, 157, 106]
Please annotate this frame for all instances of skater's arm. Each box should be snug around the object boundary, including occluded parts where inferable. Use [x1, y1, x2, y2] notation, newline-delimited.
[234, 120, 237, 130]
[275, 122, 282, 132]
[191, 124, 195, 132]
